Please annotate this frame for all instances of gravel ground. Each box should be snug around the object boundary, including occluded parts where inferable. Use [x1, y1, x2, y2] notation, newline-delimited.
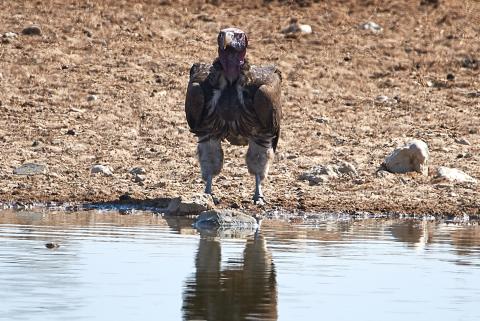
[0, 0, 478, 215]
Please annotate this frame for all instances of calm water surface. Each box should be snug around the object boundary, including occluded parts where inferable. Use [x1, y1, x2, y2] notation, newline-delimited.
[0, 210, 480, 321]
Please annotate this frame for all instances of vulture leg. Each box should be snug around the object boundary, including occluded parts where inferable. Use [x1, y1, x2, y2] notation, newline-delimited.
[246, 140, 274, 205]
[197, 138, 224, 195]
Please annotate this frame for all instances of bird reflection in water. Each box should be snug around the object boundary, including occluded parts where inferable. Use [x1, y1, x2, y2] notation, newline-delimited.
[182, 232, 277, 321]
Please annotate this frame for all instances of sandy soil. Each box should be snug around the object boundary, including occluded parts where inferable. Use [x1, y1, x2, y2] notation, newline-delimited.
[0, 0, 479, 215]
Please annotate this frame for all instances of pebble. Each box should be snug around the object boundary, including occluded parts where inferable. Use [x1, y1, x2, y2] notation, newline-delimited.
[434, 167, 477, 184]
[90, 164, 113, 176]
[3, 32, 17, 38]
[21, 25, 42, 36]
[359, 21, 383, 33]
[299, 161, 358, 185]
[315, 116, 329, 124]
[455, 137, 471, 146]
[129, 167, 146, 175]
[466, 91, 480, 98]
[383, 139, 429, 175]
[282, 18, 312, 35]
[45, 242, 60, 249]
[13, 163, 47, 175]
[87, 95, 98, 102]
[134, 174, 145, 183]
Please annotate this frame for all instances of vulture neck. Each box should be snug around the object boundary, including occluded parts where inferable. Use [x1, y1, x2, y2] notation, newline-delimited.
[214, 58, 250, 87]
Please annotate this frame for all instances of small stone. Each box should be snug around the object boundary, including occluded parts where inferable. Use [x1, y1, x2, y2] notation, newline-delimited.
[315, 116, 329, 124]
[83, 29, 93, 37]
[66, 129, 76, 135]
[134, 174, 145, 183]
[3, 32, 17, 38]
[87, 95, 97, 102]
[359, 21, 383, 32]
[167, 194, 215, 215]
[45, 242, 60, 249]
[434, 167, 477, 184]
[194, 209, 258, 228]
[383, 139, 429, 175]
[455, 137, 471, 145]
[282, 18, 312, 35]
[13, 163, 47, 175]
[129, 167, 146, 175]
[90, 164, 113, 176]
[446, 73, 455, 81]
[461, 56, 478, 70]
[21, 25, 42, 36]
[337, 161, 358, 176]
[375, 95, 389, 103]
[299, 161, 357, 185]
[467, 91, 480, 98]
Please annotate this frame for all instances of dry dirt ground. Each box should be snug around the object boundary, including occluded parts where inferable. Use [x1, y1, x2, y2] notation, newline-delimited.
[0, 0, 479, 215]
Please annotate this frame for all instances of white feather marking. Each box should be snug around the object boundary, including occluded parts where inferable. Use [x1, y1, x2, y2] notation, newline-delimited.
[208, 89, 222, 115]
[236, 84, 245, 106]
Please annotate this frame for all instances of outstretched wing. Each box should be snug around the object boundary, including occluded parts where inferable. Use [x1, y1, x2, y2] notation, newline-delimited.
[185, 63, 212, 131]
[251, 67, 282, 151]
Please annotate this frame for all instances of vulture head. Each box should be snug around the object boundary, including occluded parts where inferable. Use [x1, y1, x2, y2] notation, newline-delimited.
[217, 28, 248, 83]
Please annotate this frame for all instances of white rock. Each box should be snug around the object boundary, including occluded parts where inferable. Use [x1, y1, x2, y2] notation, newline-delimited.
[383, 140, 429, 175]
[300, 161, 358, 185]
[299, 24, 312, 34]
[91, 164, 113, 176]
[359, 21, 383, 32]
[282, 20, 312, 35]
[3, 32, 17, 38]
[375, 95, 389, 103]
[434, 167, 477, 184]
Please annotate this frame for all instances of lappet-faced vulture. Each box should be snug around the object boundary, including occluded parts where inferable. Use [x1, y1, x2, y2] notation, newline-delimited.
[185, 27, 282, 205]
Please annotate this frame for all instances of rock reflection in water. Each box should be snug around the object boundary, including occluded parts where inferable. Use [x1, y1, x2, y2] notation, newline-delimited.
[183, 232, 277, 321]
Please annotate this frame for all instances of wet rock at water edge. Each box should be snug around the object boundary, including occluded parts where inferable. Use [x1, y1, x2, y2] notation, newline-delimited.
[299, 161, 358, 185]
[383, 140, 429, 175]
[433, 167, 477, 184]
[195, 209, 258, 229]
[13, 163, 47, 175]
[90, 164, 113, 176]
[21, 25, 42, 36]
[167, 194, 215, 215]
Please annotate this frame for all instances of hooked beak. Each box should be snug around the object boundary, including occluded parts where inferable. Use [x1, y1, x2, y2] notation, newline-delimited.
[222, 31, 233, 50]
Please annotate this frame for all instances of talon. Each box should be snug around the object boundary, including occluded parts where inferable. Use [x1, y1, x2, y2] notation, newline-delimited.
[253, 196, 265, 206]
[212, 195, 221, 205]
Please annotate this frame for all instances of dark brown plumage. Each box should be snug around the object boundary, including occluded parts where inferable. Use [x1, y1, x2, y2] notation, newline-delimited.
[185, 28, 282, 204]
